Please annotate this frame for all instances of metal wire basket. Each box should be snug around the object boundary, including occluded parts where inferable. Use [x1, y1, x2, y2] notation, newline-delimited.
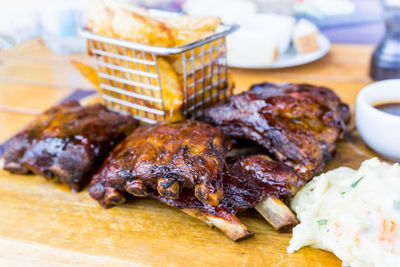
[80, 22, 238, 124]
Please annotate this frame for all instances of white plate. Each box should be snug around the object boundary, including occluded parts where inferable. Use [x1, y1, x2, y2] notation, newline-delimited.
[228, 34, 330, 69]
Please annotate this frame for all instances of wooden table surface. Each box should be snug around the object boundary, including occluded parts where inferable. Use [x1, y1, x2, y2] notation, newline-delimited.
[0, 39, 374, 266]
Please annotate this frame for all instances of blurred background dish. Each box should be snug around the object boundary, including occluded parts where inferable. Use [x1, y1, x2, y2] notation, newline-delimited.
[228, 34, 330, 69]
[225, 14, 330, 69]
[225, 14, 294, 68]
[181, 0, 355, 68]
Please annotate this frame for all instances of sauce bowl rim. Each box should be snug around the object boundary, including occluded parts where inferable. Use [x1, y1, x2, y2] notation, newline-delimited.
[357, 79, 400, 120]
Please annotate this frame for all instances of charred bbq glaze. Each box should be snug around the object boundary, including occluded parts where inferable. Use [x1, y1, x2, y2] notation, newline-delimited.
[205, 82, 351, 181]
[3, 101, 137, 191]
[89, 120, 229, 207]
[90, 150, 298, 224]
[157, 154, 299, 219]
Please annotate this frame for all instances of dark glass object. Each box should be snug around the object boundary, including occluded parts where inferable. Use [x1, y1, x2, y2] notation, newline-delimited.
[370, 1, 400, 80]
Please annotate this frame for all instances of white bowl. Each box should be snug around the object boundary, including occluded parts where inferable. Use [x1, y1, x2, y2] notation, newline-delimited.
[356, 79, 400, 162]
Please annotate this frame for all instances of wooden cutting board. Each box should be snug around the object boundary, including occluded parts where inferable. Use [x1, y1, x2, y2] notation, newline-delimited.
[0, 118, 379, 266]
[0, 40, 380, 266]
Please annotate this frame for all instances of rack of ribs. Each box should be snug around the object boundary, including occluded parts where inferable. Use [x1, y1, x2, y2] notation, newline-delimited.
[3, 101, 137, 191]
[90, 133, 299, 241]
[89, 120, 229, 207]
[204, 82, 351, 181]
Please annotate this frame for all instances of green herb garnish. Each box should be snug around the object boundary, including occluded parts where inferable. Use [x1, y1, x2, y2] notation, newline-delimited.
[341, 192, 346, 195]
[351, 176, 365, 188]
[394, 201, 400, 210]
[317, 219, 328, 225]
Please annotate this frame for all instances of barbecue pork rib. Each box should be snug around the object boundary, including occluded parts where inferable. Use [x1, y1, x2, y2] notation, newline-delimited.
[221, 154, 299, 214]
[89, 120, 229, 207]
[3, 101, 137, 191]
[157, 154, 299, 240]
[90, 150, 298, 240]
[204, 82, 351, 181]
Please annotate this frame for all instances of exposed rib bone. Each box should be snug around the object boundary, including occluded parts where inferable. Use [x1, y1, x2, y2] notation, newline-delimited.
[181, 208, 253, 241]
[104, 187, 126, 206]
[255, 197, 298, 232]
[126, 180, 149, 197]
[194, 183, 222, 206]
[157, 178, 180, 199]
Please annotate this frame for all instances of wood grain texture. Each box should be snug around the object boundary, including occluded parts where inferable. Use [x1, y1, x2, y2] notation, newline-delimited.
[0, 238, 140, 267]
[0, 39, 377, 266]
[0, 112, 35, 143]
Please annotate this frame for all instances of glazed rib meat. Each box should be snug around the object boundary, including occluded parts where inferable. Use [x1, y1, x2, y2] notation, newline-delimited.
[156, 154, 299, 240]
[3, 101, 137, 191]
[89, 120, 229, 207]
[221, 154, 299, 213]
[205, 82, 351, 180]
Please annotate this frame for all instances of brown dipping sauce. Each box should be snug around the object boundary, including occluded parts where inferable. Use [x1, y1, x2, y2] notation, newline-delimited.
[374, 102, 400, 116]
